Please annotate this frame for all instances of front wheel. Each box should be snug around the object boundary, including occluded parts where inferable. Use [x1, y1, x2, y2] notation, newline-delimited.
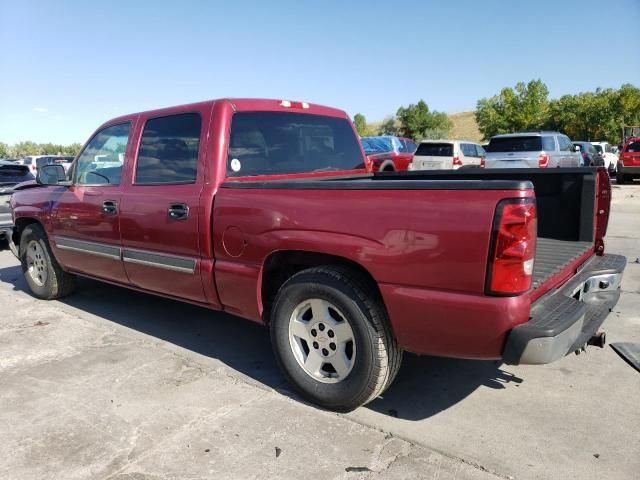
[19, 224, 76, 299]
[270, 266, 402, 412]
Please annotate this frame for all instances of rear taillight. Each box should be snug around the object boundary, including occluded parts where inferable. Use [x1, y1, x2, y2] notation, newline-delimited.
[480, 156, 486, 168]
[594, 167, 610, 255]
[486, 198, 537, 295]
[452, 156, 462, 167]
[538, 154, 550, 168]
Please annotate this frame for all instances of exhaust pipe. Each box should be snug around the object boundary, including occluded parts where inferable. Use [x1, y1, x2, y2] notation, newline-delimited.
[587, 331, 607, 349]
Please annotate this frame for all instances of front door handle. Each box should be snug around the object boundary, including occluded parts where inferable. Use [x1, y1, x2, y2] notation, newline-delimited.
[102, 200, 118, 215]
[168, 203, 189, 220]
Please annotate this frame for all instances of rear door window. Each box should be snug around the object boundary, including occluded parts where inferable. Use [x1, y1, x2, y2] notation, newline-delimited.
[415, 143, 453, 156]
[558, 136, 573, 152]
[403, 139, 417, 152]
[135, 113, 201, 185]
[486, 136, 542, 152]
[227, 112, 364, 177]
[542, 136, 556, 151]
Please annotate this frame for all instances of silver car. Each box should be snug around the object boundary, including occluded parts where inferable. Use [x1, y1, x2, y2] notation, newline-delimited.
[484, 132, 581, 169]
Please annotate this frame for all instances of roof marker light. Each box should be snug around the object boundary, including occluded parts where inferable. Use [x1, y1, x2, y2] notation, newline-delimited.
[280, 100, 310, 109]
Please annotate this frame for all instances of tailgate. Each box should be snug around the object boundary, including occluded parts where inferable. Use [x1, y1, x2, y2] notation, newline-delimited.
[532, 239, 593, 289]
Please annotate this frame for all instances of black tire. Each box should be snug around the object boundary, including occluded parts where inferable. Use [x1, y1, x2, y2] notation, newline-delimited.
[270, 266, 402, 412]
[19, 223, 75, 299]
[616, 171, 625, 185]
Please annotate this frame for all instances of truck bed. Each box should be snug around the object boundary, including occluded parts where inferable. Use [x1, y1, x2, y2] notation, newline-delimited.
[533, 238, 593, 289]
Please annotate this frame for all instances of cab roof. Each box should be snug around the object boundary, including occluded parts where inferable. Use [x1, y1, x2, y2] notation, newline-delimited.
[106, 98, 350, 125]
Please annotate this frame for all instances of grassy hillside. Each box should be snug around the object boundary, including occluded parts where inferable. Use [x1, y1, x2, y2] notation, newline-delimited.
[366, 111, 483, 142]
[448, 111, 483, 142]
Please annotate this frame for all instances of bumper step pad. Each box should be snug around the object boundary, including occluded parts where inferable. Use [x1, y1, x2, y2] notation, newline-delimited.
[503, 253, 626, 365]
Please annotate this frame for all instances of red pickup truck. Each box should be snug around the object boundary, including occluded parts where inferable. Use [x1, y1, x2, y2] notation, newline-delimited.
[9, 98, 625, 411]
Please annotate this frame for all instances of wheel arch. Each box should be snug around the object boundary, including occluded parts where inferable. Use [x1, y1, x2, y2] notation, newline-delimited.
[260, 250, 384, 324]
[12, 217, 43, 251]
[379, 160, 396, 172]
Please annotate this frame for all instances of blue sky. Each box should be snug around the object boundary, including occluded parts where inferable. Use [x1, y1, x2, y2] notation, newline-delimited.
[1, 0, 639, 145]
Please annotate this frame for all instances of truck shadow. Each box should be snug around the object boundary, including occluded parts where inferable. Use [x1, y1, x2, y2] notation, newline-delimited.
[0, 262, 523, 420]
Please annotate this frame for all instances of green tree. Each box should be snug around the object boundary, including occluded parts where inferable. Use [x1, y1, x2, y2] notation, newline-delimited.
[378, 116, 398, 135]
[396, 100, 452, 139]
[353, 113, 368, 137]
[545, 87, 633, 143]
[0, 142, 9, 158]
[62, 143, 82, 156]
[476, 79, 549, 139]
[12, 141, 40, 158]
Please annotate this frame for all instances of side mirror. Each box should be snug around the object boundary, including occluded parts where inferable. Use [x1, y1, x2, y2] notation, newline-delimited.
[573, 145, 581, 152]
[37, 164, 67, 185]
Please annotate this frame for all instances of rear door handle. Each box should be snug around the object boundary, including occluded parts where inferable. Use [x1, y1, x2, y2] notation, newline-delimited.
[168, 203, 189, 220]
[102, 200, 118, 215]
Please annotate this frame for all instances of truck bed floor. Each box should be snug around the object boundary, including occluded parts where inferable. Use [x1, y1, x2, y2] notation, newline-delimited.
[533, 238, 593, 289]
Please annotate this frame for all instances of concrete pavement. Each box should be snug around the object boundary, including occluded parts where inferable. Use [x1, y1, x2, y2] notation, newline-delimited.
[0, 184, 639, 479]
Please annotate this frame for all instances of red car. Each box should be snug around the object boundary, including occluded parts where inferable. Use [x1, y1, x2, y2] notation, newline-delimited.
[361, 136, 416, 172]
[616, 136, 640, 184]
[10, 98, 625, 411]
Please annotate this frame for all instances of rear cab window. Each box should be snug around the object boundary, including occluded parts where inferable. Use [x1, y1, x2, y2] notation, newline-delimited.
[226, 112, 364, 177]
[135, 113, 201, 184]
[415, 142, 454, 157]
[487, 136, 542, 152]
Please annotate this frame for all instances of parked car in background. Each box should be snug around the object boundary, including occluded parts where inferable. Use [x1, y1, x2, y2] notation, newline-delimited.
[21, 155, 75, 174]
[360, 135, 416, 172]
[591, 142, 617, 173]
[0, 160, 35, 245]
[484, 132, 581, 169]
[409, 140, 484, 170]
[616, 137, 640, 184]
[573, 142, 603, 168]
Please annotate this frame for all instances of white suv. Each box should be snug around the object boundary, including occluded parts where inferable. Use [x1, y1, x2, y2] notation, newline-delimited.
[409, 140, 485, 170]
[21, 155, 74, 174]
[591, 142, 617, 174]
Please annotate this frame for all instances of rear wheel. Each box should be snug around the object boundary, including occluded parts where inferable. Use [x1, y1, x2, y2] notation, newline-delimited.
[19, 224, 75, 299]
[270, 266, 402, 411]
[616, 170, 626, 185]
